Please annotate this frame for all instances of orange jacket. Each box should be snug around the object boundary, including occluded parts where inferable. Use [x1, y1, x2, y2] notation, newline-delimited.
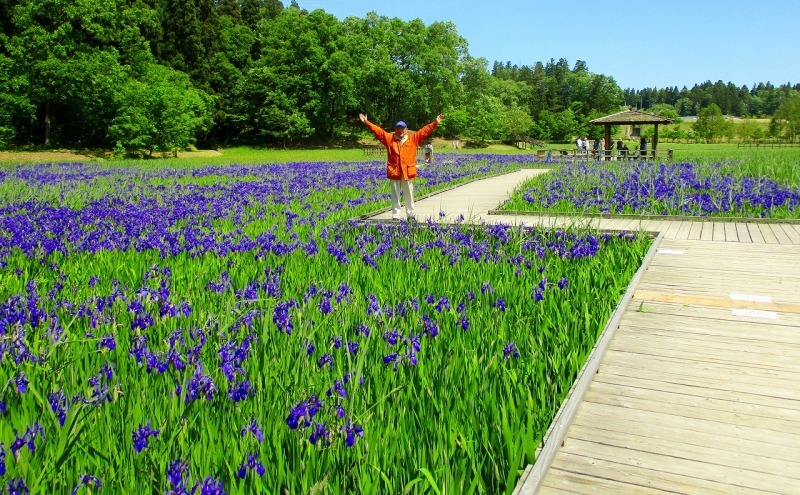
[364, 119, 439, 180]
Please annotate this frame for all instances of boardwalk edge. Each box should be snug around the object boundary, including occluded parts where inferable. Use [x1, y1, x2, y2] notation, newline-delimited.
[513, 231, 666, 495]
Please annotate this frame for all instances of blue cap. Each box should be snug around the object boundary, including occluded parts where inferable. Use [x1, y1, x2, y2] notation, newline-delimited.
[395, 121, 407, 128]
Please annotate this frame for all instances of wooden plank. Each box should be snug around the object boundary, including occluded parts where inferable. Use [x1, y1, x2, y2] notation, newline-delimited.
[633, 219, 655, 233]
[636, 270, 800, 288]
[663, 220, 683, 239]
[611, 324, 800, 362]
[644, 262, 800, 279]
[571, 397, 800, 462]
[648, 243, 799, 257]
[565, 423, 800, 476]
[748, 223, 766, 243]
[700, 222, 714, 241]
[724, 222, 739, 242]
[644, 260, 800, 277]
[633, 284, 800, 301]
[661, 238, 798, 254]
[615, 319, 800, 356]
[674, 220, 693, 240]
[597, 357, 800, 406]
[687, 221, 703, 240]
[634, 286, 800, 304]
[712, 222, 726, 241]
[587, 379, 800, 426]
[758, 222, 780, 244]
[612, 218, 638, 232]
[609, 330, 800, 372]
[625, 300, 800, 326]
[541, 468, 677, 495]
[637, 270, 800, 288]
[633, 289, 800, 313]
[778, 223, 800, 244]
[549, 451, 762, 495]
[608, 329, 800, 369]
[644, 262, 800, 277]
[585, 368, 800, 416]
[555, 440, 799, 494]
[620, 310, 800, 345]
[572, 401, 800, 450]
[735, 222, 752, 242]
[770, 224, 793, 245]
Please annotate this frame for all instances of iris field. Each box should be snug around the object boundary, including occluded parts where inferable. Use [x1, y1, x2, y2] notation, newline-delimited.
[502, 151, 800, 218]
[0, 154, 651, 494]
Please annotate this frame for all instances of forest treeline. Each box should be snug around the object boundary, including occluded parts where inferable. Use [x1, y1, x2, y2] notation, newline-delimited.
[1, 0, 798, 153]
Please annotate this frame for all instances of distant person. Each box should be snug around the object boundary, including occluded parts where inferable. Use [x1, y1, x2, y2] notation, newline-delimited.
[359, 113, 444, 219]
[575, 136, 583, 151]
[640, 136, 647, 155]
[424, 142, 433, 164]
[617, 139, 626, 158]
[582, 137, 589, 154]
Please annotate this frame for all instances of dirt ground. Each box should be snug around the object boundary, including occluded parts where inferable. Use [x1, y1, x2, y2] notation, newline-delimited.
[0, 149, 106, 163]
[0, 149, 223, 163]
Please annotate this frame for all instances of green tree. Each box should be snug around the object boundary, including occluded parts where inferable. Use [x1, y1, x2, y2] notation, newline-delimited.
[438, 107, 468, 138]
[736, 119, 764, 141]
[531, 110, 557, 142]
[467, 95, 505, 142]
[208, 15, 256, 141]
[649, 103, 681, 122]
[109, 63, 214, 156]
[157, 0, 219, 89]
[773, 94, 800, 141]
[693, 103, 731, 143]
[503, 106, 533, 142]
[5, 0, 155, 146]
[234, 6, 323, 143]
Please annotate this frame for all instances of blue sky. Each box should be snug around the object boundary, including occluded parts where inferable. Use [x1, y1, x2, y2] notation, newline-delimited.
[296, 0, 800, 90]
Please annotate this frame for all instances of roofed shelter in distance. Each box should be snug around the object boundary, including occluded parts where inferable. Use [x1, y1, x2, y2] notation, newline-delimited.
[590, 109, 674, 157]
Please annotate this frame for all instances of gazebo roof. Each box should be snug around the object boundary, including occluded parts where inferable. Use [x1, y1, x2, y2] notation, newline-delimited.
[590, 109, 673, 125]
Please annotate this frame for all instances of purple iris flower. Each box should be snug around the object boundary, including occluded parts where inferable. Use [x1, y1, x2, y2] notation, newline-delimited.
[49, 390, 68, 427]
[71, 474, 101, 495]
[132, 421, 160, 453]
[317, 353, 334, 371]
[308, 422, 330, 446]
[194, 477, 227, 495]
[227, 380, 253, 403]
[236, 453, 265, 478]
[7, 478, 29, 495]
[11, 372, 28, 394]
[503, 342, 521, 360]
[343, 419, 364, 447]
[166, 459, 190, 491]
[240, 418, 264, 443]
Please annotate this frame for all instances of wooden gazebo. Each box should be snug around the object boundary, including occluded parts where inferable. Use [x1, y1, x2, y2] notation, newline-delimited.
[590, 109, 673, 158]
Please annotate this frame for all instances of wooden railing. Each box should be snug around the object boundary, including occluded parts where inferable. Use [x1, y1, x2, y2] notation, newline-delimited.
[536, 148, 674, 162]
[737, 142, 800, 148]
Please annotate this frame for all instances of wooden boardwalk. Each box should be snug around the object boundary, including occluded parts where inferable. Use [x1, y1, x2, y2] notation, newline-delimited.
[364, 169, 800, 494]
[524, 240, 800, 495]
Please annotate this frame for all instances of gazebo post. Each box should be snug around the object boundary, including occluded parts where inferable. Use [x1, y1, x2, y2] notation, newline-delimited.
[604, 124, 611, 161]
[653, 123, 659, 152]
